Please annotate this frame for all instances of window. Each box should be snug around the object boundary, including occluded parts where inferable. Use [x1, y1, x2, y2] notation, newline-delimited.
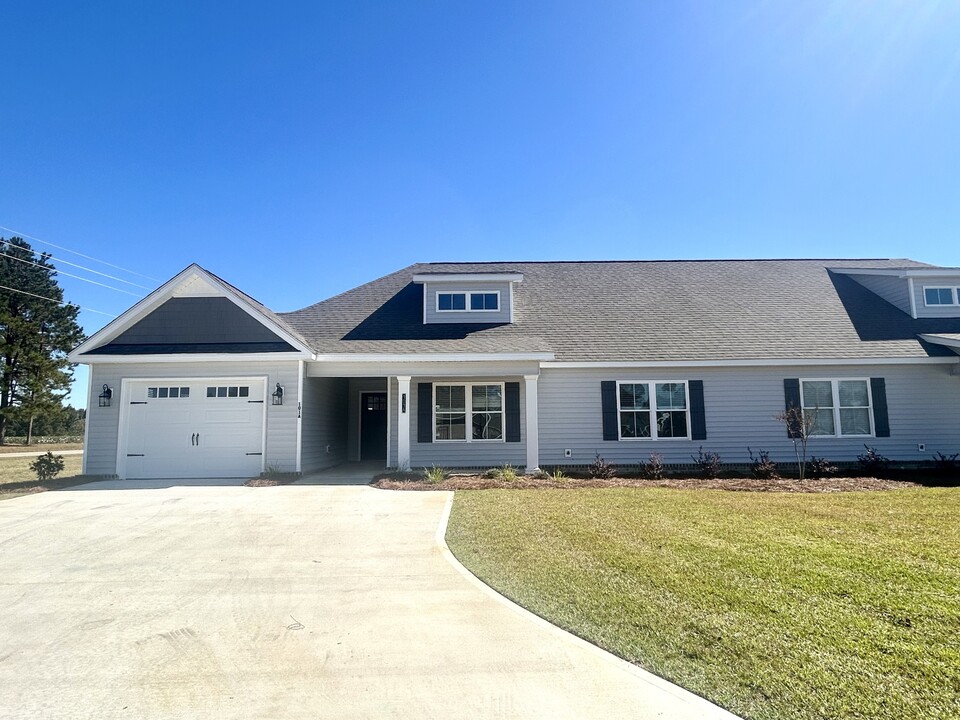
[617, 381, 689, 440]
[206, 385, 250, 398]
[801, 379, 872, 437]
[923, 287, 958, 306]
[437, 291, 500, 312]
[438, 292, 466, 311]
[147, 386, 189, 399]
[470, 292, 499, 311]
[434, 383, 503, 441]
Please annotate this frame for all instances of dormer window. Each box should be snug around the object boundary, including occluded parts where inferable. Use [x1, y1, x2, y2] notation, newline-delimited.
[438, 292, 467, 311]
[924, 287, 958, 306]
[437, 291, 500, 313]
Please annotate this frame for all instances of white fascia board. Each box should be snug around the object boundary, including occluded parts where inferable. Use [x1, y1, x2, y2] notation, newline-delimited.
[541, 357, 959, 368]
[832, 267, 960, 278]
[69, 351, 312, 365]
[412, 273, 524, 283]
[918, 334, 960, 350]
[69, 264, 314, 358]
[312, 352, 554, 362]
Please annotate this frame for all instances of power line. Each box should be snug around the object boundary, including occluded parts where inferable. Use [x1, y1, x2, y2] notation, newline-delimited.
[0, 224, 162, 283]
[0, 238, 153, 291]
[0, 250, 144, 298]
[0, 283, 117, 318]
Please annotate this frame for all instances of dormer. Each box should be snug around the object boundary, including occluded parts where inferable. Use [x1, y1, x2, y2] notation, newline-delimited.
[412, 272, 523, 324]
[833, 266, 960, 319]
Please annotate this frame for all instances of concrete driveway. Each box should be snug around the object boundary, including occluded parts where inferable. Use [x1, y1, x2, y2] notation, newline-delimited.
[0, 481, 737, 720]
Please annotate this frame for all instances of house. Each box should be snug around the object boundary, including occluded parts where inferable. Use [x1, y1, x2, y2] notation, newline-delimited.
[69, 259, 960, 479]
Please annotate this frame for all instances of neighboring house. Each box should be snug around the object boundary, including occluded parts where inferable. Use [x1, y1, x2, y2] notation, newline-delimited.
[69, 259, 960, 480]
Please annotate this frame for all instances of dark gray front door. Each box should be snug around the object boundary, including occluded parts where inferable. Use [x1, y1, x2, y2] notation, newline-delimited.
[360, 392, 387, 461]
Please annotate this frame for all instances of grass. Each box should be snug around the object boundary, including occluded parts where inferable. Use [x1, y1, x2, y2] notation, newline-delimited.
[0, 454, 86, 500]
[0, 442, 83, 454]
[446, 487, 960, 720]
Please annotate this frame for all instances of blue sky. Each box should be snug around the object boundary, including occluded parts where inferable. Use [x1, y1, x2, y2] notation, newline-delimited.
[2, 1, 960, 407]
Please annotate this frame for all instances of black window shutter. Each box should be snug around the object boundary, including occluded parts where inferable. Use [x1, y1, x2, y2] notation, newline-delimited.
[417, 382, 433, 443]
[689, 380, 707, 440]
[783, 378, 802, 438]
[601, 381, 618, 441]
[870, 377, 890, 437]
[505, 382, 521, 442]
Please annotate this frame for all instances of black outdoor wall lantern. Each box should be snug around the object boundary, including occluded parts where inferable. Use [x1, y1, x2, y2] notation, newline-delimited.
[272, 383, 284, 406]
[98, 384, 113, 408]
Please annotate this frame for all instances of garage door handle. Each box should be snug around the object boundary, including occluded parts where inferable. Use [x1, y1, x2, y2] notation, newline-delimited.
[196, 433, 200, 446]
[126, 453, 144, 457]
[190, 433, 196, 446]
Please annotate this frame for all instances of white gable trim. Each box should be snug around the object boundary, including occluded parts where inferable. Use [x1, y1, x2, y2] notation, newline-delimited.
[68, 264, 315, 362]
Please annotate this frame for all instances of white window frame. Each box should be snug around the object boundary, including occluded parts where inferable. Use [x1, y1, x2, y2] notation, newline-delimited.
[922, 286, 959, 307]
[800, 378, 874, 438]
[436, 290, 501, 313]
[433, 381, 506, 443]
[615, 380, 691, 441]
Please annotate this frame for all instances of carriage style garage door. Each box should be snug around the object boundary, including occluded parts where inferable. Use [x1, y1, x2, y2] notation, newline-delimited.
[119, 378, 266, 479]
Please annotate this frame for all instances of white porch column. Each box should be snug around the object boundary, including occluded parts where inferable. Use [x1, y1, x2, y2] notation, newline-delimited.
[524, 374, 540, 474]
[396, 376, 411, 469]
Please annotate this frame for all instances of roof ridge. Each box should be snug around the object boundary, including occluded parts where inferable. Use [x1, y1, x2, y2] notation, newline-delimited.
[419, 258, 914, 265]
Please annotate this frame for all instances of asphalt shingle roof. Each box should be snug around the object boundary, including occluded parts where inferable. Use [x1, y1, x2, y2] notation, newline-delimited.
[277, 259, 960, 362]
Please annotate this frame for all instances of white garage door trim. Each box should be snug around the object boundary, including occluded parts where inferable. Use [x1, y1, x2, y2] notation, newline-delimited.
[116, 376, 268, 479]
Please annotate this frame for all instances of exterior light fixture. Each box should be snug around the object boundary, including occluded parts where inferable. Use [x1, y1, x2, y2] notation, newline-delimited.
[98, 384, 113, 407]
[272, 383, 284, 406]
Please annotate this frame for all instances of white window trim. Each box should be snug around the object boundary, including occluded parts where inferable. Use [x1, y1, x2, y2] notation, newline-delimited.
[433, 381, 506, 443]
[615, 380, 691, 441]
[435, 290, 501, 313]
[800, 378, 875, 438]
[922, 286, 959, 307]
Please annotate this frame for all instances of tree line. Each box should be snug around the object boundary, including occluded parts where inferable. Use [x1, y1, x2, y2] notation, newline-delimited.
[0, 236, 85, 444]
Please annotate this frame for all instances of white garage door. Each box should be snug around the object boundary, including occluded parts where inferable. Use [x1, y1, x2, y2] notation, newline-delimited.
[120, 378, 266, 479]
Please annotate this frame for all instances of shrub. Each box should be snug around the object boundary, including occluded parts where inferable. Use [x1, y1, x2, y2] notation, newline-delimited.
[423, 465, 448, 484]
[747, 448, 779, 480]
[589, 453, 616, 479]
[692, 447, 721, 479]
[933, 452, 960, 472]
[496, 464, 518, 482]
[808, 456, 838, 479]
[857, 445, 890, 475]
[30, 452, 65, 483]
[639, 453, 664, 480]
[551, 468, 570, 482]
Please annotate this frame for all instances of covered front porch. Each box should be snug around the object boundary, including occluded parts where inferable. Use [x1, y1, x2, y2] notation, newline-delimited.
[300, 360, 542, 473]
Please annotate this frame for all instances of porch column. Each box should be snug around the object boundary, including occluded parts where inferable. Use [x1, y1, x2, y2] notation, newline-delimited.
[396, 376, 411, 469]
[524, 374, 540, 474]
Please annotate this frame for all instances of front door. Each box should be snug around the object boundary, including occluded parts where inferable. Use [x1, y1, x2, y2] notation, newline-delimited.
[360, 392, 387, 461]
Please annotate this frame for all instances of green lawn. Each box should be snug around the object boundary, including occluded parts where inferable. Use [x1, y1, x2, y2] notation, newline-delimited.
[447, 488, 960, 720]
[0, 454, 86, 500]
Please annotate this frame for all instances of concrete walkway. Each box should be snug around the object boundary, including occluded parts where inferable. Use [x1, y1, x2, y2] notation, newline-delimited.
[0, 449, 83, 458]
[0, 480, 738, 719]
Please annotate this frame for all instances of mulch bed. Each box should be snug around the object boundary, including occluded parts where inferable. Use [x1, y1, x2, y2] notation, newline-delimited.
[372, 474, 921, 493]
[244, 477, 298, 487]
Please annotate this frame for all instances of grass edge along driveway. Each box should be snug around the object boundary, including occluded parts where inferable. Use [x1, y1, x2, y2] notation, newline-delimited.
[446, 487, 960, 720]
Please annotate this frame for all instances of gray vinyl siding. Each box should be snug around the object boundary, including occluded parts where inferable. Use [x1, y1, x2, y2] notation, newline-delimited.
[308, 360, 541, 378]
[423, 282, 512, 324]
[98, 297, 291, 347]
[537, 364, 960, 466]
[300, 377, 349, 472]
[916, 278, 960, 318]
[406, 377, 527, 468]
[851, 275, 911, 315]
[84, 360, 301, 477]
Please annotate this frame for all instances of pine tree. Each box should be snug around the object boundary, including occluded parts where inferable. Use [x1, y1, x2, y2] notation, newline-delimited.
[0, 237, 85, 444]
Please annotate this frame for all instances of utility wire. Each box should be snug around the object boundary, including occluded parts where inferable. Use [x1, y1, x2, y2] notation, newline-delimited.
[0, 224, 162, 283]
[0, 238, 153, 291]
[0, 250, 144, 298]
[0, 283, 117, 317]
